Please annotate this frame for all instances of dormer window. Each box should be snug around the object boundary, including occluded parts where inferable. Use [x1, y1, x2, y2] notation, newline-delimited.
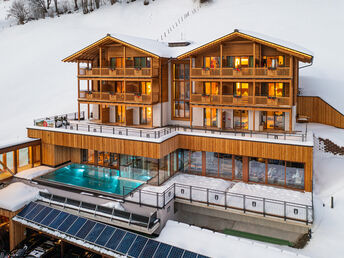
[263, 56, 285, 69]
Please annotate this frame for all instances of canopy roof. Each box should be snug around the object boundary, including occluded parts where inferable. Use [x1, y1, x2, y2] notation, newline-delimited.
[62, 29, 313, 63]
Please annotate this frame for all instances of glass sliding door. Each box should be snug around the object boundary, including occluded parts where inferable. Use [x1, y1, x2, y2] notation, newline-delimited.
[204, 108, 218, 127]
[234, 156, 243, 180]
[249, 157, 266, 183]
[233, 110, 248, 129]
[267, 160, 285, 186]
[219, 154, 233, 179]
[206, 152, 218, 176]
[140, 107, 152, 125]
[286, 162, 304, 189]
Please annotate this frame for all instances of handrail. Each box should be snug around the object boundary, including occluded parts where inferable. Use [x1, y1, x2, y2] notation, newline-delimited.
[123, 181, 313, 224]
[32, 113, 309, 143]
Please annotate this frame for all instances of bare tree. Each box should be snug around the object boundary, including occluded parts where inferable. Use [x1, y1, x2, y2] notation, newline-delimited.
[46, 0, 51, 9]
[81, 0, 88, 14]
[8, 0, 29, 24]
[95, 0, 100, 9]
[73, 0, 78, 10]
[28, 0, 47, 19]
[53, 0, 60, 15]
[110, 0, 117, 5]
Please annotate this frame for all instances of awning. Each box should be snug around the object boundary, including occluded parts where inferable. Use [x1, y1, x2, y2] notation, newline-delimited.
[13, 202, 208, 258]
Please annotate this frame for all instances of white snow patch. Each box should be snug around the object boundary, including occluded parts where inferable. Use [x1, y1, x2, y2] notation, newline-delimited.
[14, 166, 54, 180]
[101, 201, 125, 211]
[0, 182, 40, 211]
[157, 220, 306, 258]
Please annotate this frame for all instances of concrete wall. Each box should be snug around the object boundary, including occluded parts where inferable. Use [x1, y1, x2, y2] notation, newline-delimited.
[285, 111, 290, 131]
[153, 104, 162, 127]
[91, 104, 99, 120]
[248, 111, 254, 130]
[109, 106, 116, 123]
[292, 105, 296, 131]
[255, 111, 260, 131]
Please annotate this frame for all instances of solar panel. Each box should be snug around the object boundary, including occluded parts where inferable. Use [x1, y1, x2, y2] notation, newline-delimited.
[66, 217, 87, 235]
[127, 235, 148, 258]
[41, 209, 60, 226]
[32, 206, 53, 223]
[75, 220, 96, 238]
[182, 250, 198, 258]
[85, 223, 106, 243]
[139, 239, 159, 258]
[49, 211, 69, 229]
[104, 228, 126, 250]
[15, 202, 208, 258]
[94, 226, 115, 246]
[116, 232, 137, 254]
[26, 204, 45, 220]
[18, 202, 38, 218]
[58, 214, 78, 232]
[168, 247, 185, 258]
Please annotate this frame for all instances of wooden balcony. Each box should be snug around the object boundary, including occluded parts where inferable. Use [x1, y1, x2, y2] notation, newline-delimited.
[79, 91, 159, 104]
[79, 67, 159, 78]
[190, 67, 291, 78]
[191, 94, 290, 107]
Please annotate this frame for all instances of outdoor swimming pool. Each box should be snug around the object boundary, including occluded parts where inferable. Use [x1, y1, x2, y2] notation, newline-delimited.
[39, 164, 148, 196]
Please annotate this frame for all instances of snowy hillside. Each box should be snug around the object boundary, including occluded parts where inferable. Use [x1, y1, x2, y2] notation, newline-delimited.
[0, 0, 344, 140]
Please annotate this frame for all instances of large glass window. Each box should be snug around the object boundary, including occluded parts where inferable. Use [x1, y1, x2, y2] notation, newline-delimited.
[116, 105, 125, 124]
[223, 56, 253, 68]
[249, 158, 266, 183]
[233, 110, 248, 129]
[234, 156, 243, 180]
[140, 82, 152, 95]
[219, 154, 232, 179]
[203, 82, 219, 96]
[234, 83, 249, 97]
[204, 108, 218, 127]
[18, 148, 29, 169]
[204, 57, 220, 68]
[260, 111, 285, 130]
[262, 56, 285, 69]
[206, 152, 218, 176]
[267, 160, 285, 186]
[6, 152, 14, 171]
[133, 57, 151, 68]
[173, 63, 190, 119]
[183, 151, 202, 174]
[140, 107, 152, 125]
[286, 162, 304, 189]
[115, 81, 124, 93]
[110, 57, 123, 69]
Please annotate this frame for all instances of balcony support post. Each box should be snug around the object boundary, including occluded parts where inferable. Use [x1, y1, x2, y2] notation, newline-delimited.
[290, 56, 294, 106]
[99, 47, 102, 76]
[220, 44, 223, 76]
[78, 102, 80, 121]
[123, 46, 126, 76]
[77, 78, 80, 99]
[253, 80, 256, 105]
[87, 104, 90, 120]
[190, 106, 193, 128]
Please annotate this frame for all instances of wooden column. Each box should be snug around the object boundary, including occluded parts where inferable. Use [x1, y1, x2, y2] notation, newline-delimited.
[78, 103, 80, 121]
[13, 151, 17, 174]
[220, 108, 223, 129]
[30, 146, 34, 168]
[290, 56, 294, 106]
[243, 156, 249, 182]
[77, 79, 80, 99]
[123, 46, 126, 76]
[202, 151, 206, 176]
[99, 47, 102, 76]
[190, 106, 193, 127]
[253, 81, 256, 105]
[220, 44, 223, 76]
[9, 219, 26, 250]
[87, 104, 90, 119]
[77, 60, 80, 75]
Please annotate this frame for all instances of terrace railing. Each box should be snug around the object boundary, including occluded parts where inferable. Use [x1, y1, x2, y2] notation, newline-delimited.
[32, 112, 309, 143]
[123, 183, 313, 225]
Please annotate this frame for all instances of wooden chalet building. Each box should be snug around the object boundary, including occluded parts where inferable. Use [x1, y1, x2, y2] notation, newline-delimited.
[28, 30, 314, 192]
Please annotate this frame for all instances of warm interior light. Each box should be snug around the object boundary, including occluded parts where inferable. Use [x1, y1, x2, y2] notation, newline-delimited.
[241, 57, 249, 66]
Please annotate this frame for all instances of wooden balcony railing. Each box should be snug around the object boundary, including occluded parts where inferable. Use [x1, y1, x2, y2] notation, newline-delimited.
[80, 91, 159, 104]
[190, 67, 291, 78]
[190, 93, 290, 106]
[79, 67, 159, 77]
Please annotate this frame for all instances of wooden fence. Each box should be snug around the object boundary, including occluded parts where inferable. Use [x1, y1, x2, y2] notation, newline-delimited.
[297, 96, 344, 129]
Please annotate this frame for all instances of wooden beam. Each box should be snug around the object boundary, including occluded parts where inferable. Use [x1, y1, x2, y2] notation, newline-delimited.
[13, 151, 17, 174]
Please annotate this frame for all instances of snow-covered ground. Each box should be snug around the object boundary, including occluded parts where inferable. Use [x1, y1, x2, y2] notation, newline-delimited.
[0, 0, 344, 140]
[157, 221, 307, 258]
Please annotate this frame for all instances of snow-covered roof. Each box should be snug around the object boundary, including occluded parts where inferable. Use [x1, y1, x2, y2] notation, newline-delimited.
[63, 29, 313, 62]
[0, 137, 40, 153]
[0, 182, 40, 212]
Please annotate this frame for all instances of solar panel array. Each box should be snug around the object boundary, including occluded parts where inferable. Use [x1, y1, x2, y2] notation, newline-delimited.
[16, 202, 209, 258]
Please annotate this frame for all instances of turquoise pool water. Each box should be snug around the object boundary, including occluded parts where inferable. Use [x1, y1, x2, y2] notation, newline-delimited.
[40, 164, 144, 196]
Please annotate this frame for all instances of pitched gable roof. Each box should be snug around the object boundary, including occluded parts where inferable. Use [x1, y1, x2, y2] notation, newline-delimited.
[62, 29, 313, 63]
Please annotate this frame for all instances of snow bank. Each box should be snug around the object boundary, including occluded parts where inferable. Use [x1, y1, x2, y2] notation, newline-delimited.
[0, 182, 40, 211]
[157, 220, 307, 258]
[14, 166, 54, 180]
[101, 201, 125, 211]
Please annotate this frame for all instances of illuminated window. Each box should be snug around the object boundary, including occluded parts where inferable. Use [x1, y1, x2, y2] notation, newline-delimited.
[224, 56, 253, 68]
[140, 107, 152, 125]
[133, 57, 151, 68]
[110, 57, 123, 69]
[268, 83, 284, 97]
[233, 110, 248, 129]
[260, 111, 285, 130]
[263, 56, 284, 68]
[203, 82, 219, 95]
[140, 82, 152, 95]
[115, 81, 124, 93]
[204, 57, 220, 68]
[116, 105, 125, 123]
[204, 108, 218, 127]
[235, 83, 249, 97]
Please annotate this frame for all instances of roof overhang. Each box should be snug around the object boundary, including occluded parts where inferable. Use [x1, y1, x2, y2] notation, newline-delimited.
[176, 31, 313, 63]
[62, 35, 161, 63]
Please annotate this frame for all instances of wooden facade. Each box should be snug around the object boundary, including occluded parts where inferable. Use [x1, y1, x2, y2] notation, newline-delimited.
[297, 96, 344, 129]
[27, 128, 313, 191]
